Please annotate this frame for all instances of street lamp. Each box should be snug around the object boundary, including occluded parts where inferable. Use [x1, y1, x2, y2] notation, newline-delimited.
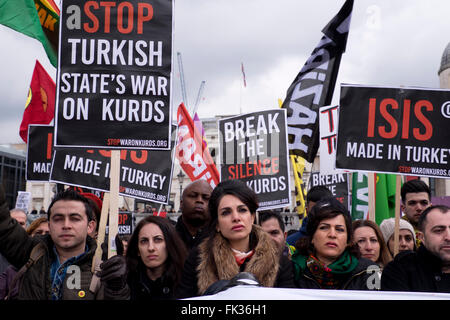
[177, 170, 185, 211]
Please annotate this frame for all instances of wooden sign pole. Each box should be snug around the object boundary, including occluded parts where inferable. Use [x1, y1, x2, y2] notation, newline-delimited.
[108, 150, 121, 258]
[368, 173, 376, 222]
[393, 175, 402, 257]
[89, 192, 110, 292]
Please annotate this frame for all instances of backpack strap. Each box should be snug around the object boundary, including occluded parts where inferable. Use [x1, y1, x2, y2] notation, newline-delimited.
[5, 242, 46, 300]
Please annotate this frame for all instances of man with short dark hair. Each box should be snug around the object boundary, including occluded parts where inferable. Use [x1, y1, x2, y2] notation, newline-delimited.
[176, 180, 213, 251]
[381, 205, 450, 293]
[400, 179, 432, 247]
[259, 211, 293, 258]
[0, 187, 114, 299]
[286, 185, 333, 246]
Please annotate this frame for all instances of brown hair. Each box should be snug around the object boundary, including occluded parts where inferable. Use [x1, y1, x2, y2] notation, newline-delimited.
[26, 217, 48, 236]
[352, 219, 392, 267]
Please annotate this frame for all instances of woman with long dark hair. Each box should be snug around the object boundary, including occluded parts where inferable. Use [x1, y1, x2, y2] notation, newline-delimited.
[292, 197, 378, 290]
[100, 216, 187, 300]
[175, 180, 295, 298]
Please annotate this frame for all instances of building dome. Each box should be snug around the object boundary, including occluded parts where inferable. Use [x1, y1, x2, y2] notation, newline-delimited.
[438, 42, 450, 75]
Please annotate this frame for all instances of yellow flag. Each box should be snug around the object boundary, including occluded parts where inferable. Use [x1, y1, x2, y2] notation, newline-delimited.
[290, 155, 307, 219]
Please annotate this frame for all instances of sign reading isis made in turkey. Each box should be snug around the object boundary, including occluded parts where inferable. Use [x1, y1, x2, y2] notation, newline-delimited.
[336, 84, 450, 178]
[218, 109, 291, 210]
[50, 146, 174, 204]
[55, 0, 173, 150]
[26, 125, 54, 182]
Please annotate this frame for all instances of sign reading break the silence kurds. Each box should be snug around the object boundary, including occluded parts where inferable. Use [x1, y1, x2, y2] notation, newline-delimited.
[49, 125, 176, 204]
[308, 172, 350, 209]
[218, 109, 291, 210]
[55, 0, 173, 149]
[336, 85, 450, 178]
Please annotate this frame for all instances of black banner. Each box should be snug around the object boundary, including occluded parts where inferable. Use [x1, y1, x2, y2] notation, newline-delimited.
[106, 211, 133, 235]
[50, 134, 175, 204]
[218, 109, 291, 210]
[281, 0, 353, 163]
[55, 0, 173, 149]
[308, 172, 350, 209]
[26, 125, 54, 181]
[336, 85, 450, 178]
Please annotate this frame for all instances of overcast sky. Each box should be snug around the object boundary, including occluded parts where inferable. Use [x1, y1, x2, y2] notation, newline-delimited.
[1, 0, 449, 144]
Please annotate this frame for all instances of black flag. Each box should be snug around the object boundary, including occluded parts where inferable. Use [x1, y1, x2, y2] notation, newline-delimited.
[281, 0, 353, 163]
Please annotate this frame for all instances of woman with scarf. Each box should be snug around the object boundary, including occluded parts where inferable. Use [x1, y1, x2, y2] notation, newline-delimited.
[176, 180, 295, 298]
[292, 197, 378, 290]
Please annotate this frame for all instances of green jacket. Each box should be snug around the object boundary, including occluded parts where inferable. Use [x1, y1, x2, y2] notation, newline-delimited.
[0, 187, 102, 300]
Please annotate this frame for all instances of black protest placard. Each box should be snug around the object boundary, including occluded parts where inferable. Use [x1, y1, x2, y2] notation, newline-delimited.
[336, 85, 450, 178]
[308, 172, 350, 209]
[50, 147, 174, 204]
[218, 109, 291, 210]
[55, 0, 173, 149]
[26, 125, 54, 181]
[117, 211, 133, 235]
[105, 211, 133, 236]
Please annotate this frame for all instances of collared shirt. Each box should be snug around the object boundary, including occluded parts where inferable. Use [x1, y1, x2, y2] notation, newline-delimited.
[50, 245, 88, 300]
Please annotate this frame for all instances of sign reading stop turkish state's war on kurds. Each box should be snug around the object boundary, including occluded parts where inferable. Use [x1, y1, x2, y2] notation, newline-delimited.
[336, 84, 450, 178]
[55, 0, 173, 150]
[218, 109, 291, 210]
[26, 125, 54, 182]
[50, 126, 176, 204]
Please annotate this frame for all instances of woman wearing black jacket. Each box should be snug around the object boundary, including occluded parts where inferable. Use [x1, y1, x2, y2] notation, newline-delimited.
[176, 180, 295, 299]
[100, 216, 187, 300]
[291, 197, 378, 290]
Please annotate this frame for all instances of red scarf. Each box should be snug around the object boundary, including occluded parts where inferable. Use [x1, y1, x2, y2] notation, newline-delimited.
[231, 248, 255, 266]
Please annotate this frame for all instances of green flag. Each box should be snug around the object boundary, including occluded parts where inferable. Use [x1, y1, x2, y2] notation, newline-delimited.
[351, 172, 369, 220]
[0, 0, 58, 67]
[375, 173, 397, 225]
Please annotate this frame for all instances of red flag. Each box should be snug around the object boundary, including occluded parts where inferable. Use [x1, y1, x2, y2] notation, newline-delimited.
[20, 60, 55, 142]
[193, 112, 208, 150]
[176, 103, 220, 189]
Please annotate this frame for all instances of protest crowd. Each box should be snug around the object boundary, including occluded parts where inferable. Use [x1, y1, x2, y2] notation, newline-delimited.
[0, 178, 449, 300]
[1, 0, 450, 303]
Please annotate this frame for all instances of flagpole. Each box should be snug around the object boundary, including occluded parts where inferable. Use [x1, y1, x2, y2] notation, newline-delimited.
[393, 175, 402, 256]
[239, 82, 243, 114]
[368, 173, 376, 222]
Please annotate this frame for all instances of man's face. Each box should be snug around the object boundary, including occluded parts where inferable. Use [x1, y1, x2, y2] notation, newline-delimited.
[48, 200, 94, 255]
[180, 181, 212, 227]
[260, 217, 286, 253]
[10, 210, 27, 229]
[419, 209, 450, 265]
[401, 192, 431, 225]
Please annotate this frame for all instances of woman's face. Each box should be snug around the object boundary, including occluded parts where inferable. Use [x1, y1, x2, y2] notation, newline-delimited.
[311, 214, 348, 266]
[217, 194, 255, 251]
[353, 226, 380, 263]
[138, 223, 168, 270]
[31, 222, 49, 237]
[388, 229, 415, 254]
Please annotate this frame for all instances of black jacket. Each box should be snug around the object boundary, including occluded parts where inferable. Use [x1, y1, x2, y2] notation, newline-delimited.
[127, 262, 176, 300]
[175, 216, 208, 251]
[294, 257, 378, 290]
[381, 246, 450, 293]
